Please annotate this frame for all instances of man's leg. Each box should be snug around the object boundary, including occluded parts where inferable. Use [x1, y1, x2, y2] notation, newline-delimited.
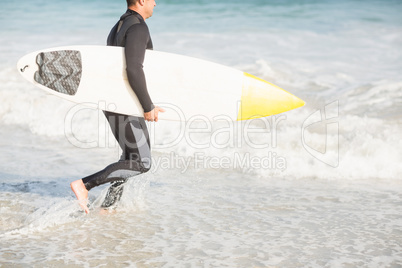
[100, 179, 126, 208]
[71, 111, 151, 212]
[100, 111, 151, 208]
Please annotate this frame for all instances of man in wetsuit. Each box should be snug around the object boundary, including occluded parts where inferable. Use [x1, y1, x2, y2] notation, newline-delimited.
[70, 0, 164, 213]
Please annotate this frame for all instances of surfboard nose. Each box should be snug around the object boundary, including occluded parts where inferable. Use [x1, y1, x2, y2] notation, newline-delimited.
[17, 55, 29, 73]
[17, 54, 38, 81]
[237, 72, 305, 120]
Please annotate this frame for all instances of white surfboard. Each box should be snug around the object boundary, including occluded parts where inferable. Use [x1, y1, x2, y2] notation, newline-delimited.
[17, 45, 305, 121]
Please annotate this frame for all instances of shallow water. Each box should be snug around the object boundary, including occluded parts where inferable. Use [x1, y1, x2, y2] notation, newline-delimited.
[1, 169, 401, 267]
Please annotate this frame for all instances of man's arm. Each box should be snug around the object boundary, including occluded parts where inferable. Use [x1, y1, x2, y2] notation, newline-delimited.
[125, 23, 154, 113]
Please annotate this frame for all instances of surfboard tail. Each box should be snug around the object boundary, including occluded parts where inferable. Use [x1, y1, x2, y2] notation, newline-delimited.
[237, 72, 305, 121]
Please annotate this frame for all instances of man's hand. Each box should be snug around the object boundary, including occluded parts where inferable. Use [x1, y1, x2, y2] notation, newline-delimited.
[144, 106, 165, 122]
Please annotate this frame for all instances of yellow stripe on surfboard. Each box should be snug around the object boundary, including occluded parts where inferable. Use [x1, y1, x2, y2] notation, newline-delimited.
[237, 73, 305, 121]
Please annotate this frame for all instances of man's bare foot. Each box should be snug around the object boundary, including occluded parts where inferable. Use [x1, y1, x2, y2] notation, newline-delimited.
[70, 179, 89, 214]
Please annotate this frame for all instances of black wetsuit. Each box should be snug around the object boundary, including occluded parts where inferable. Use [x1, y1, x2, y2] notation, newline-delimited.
[82, 10, 153, 207]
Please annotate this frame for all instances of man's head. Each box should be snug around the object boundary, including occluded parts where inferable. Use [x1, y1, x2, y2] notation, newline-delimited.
[126, 0, 137, 6]
[127, 0, 156, 20]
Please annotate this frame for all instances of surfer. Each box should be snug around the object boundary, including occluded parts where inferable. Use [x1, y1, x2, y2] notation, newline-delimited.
[70, 0, 164, 213]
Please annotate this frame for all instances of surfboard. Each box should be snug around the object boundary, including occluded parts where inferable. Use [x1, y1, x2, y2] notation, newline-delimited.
[17, 45, 305, 121]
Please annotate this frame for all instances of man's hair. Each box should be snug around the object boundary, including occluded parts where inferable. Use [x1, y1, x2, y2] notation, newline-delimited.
[127, 0, 139, 7]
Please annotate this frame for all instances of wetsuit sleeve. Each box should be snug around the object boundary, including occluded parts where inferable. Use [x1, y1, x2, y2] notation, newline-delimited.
[125, 24, 154, 113]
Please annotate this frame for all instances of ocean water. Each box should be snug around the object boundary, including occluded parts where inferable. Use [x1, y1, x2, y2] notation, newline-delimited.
[1, 0, 401, 267]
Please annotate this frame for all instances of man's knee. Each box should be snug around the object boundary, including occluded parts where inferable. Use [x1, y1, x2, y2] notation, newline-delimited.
[128, 153, 151, 173]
